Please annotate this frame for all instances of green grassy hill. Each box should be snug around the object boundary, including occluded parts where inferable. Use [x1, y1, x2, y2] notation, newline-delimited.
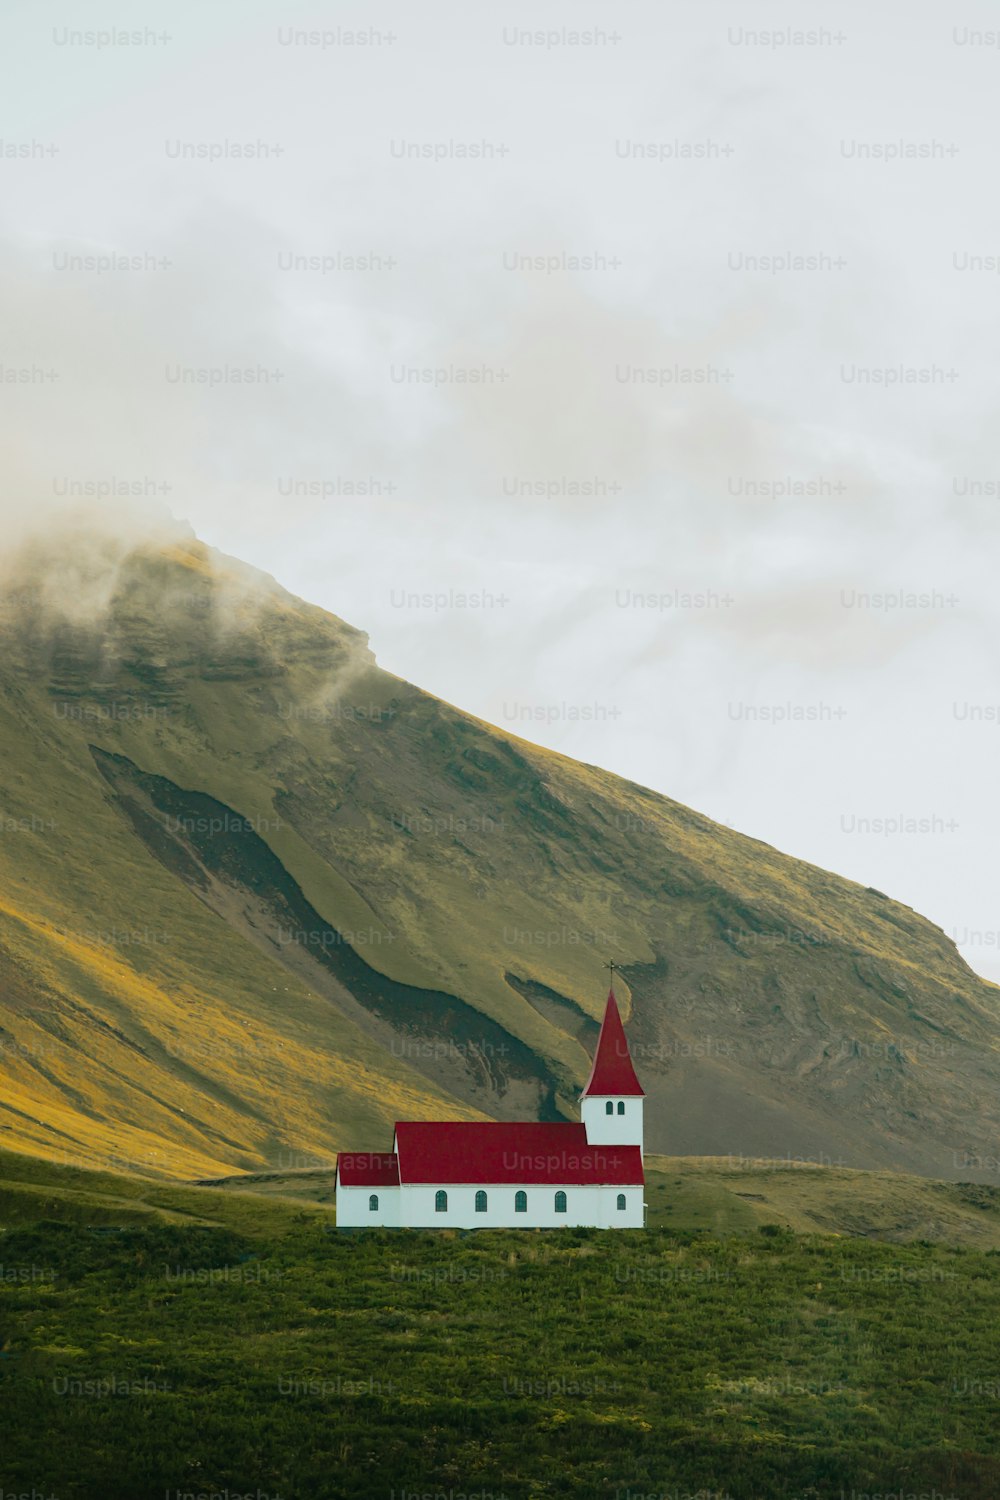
[1, 523, 999, 1178]
[3, 1148, 1000, 1499]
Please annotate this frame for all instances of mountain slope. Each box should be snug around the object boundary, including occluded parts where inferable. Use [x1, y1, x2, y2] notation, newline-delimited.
[0, 523, 998, 1179]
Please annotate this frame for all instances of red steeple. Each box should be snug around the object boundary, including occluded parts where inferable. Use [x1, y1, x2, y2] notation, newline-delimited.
[581, 989, 645, 1098]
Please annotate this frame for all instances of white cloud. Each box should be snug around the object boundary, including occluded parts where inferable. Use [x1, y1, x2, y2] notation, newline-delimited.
[1, 0, 998, 977]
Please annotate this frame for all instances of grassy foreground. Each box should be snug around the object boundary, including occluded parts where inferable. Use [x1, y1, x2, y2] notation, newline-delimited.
[2, 1151, 1000, 1498]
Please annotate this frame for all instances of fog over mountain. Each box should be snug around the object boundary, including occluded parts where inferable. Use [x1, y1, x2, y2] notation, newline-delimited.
[2, 0, 999, 983]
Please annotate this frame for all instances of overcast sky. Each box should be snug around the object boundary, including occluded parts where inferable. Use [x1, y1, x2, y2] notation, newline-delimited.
[3, 1, 1000, 979]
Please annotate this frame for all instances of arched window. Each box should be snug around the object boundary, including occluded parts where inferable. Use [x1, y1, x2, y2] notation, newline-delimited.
[617, 1101, 625, 1115]
[605, 1100, 614, 1114]
[616, 1193, 626, 1211]
[368, 1193, 379, 1212]
[435, 1189, 448, 1212]
[475, 1190, 487, 1213]
[554, 1190, 567, 1213]
[514, 1190, 527, 1213]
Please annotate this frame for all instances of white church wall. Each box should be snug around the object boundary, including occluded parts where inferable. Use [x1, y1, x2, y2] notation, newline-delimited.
[336, 1181, 401, 1228]
[394, 1183, 643, 1229]
[336, 1180, 644, 1228]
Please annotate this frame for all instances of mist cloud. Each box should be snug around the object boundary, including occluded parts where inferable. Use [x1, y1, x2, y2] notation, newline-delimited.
[1, 0, 997, 977]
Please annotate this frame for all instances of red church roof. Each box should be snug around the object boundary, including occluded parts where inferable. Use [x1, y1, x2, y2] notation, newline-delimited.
[336, 1152, 400, 1187]
[393, 1121, 643, 1185]
[581, 989, 645, 1098]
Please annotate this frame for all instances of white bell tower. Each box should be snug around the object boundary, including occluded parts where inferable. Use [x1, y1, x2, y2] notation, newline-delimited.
[579, 976, 644, 1154]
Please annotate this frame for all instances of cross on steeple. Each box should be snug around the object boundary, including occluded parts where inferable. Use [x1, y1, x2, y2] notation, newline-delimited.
[603, 959, 617, 988]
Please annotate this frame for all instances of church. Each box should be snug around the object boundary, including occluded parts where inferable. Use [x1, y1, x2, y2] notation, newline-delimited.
[335, 986, 646, 1229]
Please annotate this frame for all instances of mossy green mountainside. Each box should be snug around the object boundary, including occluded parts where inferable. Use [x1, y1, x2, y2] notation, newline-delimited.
[0, 523, 998, 1180]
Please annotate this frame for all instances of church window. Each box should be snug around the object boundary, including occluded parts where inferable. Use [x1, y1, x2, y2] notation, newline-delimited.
[554, 1190, 567, 1213]
[515, 1190, 527, 1212]
[617, 1101, 625, 1115]
[435, 1189, 448, 1212]
[617, 1193, 626, 1210]
[606, 1101, 613, 1114]
[475, 1190, 487, 1212]
[368, 1194, 379, 1211]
